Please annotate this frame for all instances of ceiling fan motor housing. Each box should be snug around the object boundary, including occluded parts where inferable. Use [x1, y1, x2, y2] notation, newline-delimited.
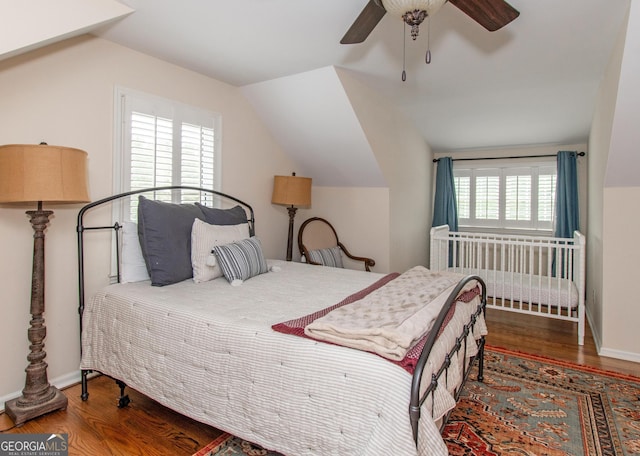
[379, 0, 448, 39]
[381, 0, 448, 18]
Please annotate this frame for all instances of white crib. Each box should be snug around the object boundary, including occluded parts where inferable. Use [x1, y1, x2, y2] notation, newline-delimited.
[430, 225, 586, 345]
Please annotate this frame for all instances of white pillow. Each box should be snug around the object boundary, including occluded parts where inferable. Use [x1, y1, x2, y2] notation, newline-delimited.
[191, 218, 250, 283]
[121, 221, 151, 283]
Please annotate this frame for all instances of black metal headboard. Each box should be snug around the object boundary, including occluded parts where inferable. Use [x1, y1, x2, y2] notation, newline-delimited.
[76, 186, 255, 342]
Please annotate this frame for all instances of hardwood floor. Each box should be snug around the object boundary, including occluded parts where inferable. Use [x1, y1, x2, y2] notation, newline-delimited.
[1, 309, 638, 455]
[0, 375, 222, 456]
[485, 308, 639, 376]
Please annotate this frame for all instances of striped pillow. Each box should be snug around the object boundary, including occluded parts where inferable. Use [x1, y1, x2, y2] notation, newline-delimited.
[307, 246, 344, 268]
[213, 236, 268, 283]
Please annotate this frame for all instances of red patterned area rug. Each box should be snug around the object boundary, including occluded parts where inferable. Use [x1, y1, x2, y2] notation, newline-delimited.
[444, 346, 640, 455]
[194, 347, 640, 456]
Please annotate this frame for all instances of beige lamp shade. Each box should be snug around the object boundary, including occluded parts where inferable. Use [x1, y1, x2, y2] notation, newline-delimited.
[271, 175, 312, 207]
[0, 144, 89, 204]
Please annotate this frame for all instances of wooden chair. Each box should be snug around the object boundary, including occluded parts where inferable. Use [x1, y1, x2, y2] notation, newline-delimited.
[297, 217, 375, 271]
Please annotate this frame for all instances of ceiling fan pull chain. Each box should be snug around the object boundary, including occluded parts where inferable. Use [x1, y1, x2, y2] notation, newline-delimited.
[426, 15, 432, 64]
[402, 23, 407, 81]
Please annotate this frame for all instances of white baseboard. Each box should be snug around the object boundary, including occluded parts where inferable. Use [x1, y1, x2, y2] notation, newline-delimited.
[0, 370, 82, 414]
[585, 307, 640, 363]
[598, 347, 640, 364]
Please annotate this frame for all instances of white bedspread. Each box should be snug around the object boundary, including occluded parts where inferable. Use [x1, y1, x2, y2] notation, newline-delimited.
[80, 261, 485, 456]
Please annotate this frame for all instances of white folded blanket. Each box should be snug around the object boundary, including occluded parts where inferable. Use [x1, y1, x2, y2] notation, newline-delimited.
[304, 266, 474, 361]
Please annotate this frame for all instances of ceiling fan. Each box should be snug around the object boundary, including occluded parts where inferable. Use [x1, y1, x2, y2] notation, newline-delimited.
[341, 0, 520, 45]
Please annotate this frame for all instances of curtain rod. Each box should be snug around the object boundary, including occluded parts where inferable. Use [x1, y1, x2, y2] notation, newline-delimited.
[432, 151, 586, 163]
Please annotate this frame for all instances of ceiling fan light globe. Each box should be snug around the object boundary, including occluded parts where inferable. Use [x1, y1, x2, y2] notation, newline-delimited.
[381, 0, 447, 18]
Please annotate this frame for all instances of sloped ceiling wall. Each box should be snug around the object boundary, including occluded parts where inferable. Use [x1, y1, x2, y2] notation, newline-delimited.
[243, 65, 432, 272]
[241, 66, 386, 188]
[0, 0, 133, 61]
[605, 1, 640, 188]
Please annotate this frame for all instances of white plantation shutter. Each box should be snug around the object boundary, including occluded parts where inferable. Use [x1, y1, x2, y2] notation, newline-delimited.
[475, 174, 500, 221]
[116, 88, 221, 220]
[454, 175, 470, 219]
[505, 172, 531, 223]
[180, 122, 216, 204]
[130, 113, 173, 192]
[538, 171, 557, 224]
[454, 160, 556, 232]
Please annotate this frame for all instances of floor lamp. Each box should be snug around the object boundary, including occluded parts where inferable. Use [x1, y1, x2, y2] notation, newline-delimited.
[0, 143, 89, 425]
[271, 173, 312, 261]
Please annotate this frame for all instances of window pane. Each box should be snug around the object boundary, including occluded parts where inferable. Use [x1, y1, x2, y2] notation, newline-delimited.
[117, 88, 221, 228]
[538, 174, 557, 222]
[505, 175, 531, 221]
[454, 176, 470, 219]
[475, 176, 499, 220]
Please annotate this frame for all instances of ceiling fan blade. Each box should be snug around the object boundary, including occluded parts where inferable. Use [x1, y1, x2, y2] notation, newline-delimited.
[448, 0, 520, 31]
[340, 0, 387, 44]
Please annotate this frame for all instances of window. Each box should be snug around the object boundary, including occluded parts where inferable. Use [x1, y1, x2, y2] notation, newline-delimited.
[453, 161, 556, 232]
[114, 87, 221, 220]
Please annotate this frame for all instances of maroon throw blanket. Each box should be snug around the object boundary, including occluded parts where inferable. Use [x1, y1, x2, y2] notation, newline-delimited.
[272, 273, 480, 374]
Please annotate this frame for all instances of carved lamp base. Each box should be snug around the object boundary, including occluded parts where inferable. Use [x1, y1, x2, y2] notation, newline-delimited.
[4, 385, 67, 426]
[3, 208, 68, 426]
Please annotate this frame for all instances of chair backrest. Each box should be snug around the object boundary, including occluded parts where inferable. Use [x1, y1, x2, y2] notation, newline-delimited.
[298, 217, 338, 251]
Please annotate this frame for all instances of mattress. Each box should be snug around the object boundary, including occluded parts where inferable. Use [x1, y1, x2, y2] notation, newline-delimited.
[449, 267, 578, 309]
[81, 260, 485, 456]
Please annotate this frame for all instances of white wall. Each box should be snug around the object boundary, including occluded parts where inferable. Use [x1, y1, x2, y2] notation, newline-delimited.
[602, 187, 640, 360]
[598, 1, 640, 361]
[337, 69, 433, 272]
[264, 68, 433, 275]
[0, 35, 294, 402]
[297, 187, 391, 272]
[586, 7, 626, 352]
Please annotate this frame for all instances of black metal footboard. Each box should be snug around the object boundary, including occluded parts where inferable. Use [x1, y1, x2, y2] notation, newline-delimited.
[409, 275, 487, 445]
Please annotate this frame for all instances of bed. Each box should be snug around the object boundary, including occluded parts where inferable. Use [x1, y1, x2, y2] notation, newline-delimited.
[77, 187, 487, 456]
[430, 225, 585, 345]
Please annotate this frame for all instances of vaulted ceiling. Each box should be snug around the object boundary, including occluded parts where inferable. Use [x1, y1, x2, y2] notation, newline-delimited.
[89, 0, 629, 152]
[2, 0, 631, 156]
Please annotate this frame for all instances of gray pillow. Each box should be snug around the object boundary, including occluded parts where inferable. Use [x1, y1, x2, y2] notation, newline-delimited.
[196, 203, 247, 226]
[137, 196, 205, 286]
